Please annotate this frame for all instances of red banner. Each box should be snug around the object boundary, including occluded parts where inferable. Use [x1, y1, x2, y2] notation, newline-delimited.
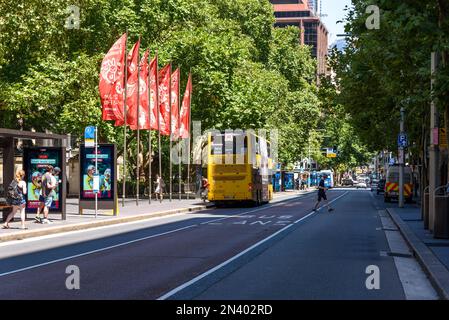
[99, 33, 126, 121]
[170, 68, 180, 140]
[130, 49, 150, 130]
[149, 57, 162, 131]
[179, 73, 192, 139]
[158, 64, 171, 136]
[115, 39, 140, 127]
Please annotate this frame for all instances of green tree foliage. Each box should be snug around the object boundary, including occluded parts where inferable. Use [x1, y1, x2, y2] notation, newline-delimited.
[330, 0, 449, 182]
[0, 0, 320, 169]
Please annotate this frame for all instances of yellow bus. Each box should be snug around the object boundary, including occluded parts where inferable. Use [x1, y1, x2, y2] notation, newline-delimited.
[207, 131, 273, 206]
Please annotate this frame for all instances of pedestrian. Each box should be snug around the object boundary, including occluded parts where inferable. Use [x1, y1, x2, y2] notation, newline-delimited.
[3, 169, 27, 230]
[35, 165, 57, 224]
[199, 177, 210, 201]
[313, 175, 334, 212]
[154, 174, 164, 202]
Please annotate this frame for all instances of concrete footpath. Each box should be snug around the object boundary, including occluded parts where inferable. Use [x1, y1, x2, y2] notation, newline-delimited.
[386, 206, 449, 300]
[0, 191, 304, 243]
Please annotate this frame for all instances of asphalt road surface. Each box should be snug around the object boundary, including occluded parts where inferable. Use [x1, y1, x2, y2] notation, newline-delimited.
[0, 189, 437, 299]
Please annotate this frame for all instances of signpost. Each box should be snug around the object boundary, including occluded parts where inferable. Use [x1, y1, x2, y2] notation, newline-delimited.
[85, 126, 99, 218]
[398, 108, 406, 208]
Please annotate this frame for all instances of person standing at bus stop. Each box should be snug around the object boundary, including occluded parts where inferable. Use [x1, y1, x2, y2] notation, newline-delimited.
[3, 170, 27, 230]
[35, 165, 57, 224]
[313, 175, 334, 212]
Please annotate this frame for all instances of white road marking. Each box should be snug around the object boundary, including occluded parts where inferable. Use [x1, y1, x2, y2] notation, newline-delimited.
[0, 191, 319, 275]
[0, 194, 307, 248]
[157, 192, 349, 300]
[0, 225, 197, 278]
[200, 192, 318, 226]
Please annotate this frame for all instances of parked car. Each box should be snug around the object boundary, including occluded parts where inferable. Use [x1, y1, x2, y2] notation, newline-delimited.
[342, 178, 354, 186]
[357, 181, 367, 189]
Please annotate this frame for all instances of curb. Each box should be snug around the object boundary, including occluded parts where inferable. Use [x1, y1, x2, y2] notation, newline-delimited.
[386, 207, 449, 300]
[0, 203, 214, 243]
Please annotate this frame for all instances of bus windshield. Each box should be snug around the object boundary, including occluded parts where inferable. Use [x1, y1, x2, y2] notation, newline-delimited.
[211, 133, 247, 155]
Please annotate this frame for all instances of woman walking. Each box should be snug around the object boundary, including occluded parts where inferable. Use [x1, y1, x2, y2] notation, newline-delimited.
[3, 169, 27, 230]
[154, 174, 165, 202]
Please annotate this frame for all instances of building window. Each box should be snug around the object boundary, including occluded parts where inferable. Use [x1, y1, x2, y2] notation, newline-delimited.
[274, 22, 301, 28]
[270, 0, 302, 4]
[274, 11, 311, 18]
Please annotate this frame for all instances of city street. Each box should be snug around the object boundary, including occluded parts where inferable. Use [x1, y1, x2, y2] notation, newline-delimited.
[0, 190, 437, 300]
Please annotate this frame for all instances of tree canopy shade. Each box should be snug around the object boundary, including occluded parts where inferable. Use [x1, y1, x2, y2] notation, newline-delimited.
[0, 0, 324, 168]
[326, 0, 449, 182]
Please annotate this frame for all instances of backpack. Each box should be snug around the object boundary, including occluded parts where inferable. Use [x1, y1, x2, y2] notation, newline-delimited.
[6, 180, 21, 204]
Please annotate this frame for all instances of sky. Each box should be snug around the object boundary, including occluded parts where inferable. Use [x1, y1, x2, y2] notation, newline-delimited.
[320, 0, 353, 45]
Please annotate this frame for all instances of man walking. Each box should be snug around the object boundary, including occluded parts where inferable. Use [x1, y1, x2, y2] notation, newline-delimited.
[313, 175, 334, 212]
[35, 165, 57, 224]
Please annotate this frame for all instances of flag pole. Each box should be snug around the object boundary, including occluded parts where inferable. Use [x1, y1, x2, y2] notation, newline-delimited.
[148, 51, 152, 204]
[178, 69, 181, 201]
[156, 52, 162, 203]
[169, 62, 173, 202]
[122, 29, 128, 208]
[136, 38, 140, 206]
[187, 71, 192, 200]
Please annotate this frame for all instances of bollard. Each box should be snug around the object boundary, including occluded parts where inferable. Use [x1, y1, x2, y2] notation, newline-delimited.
[423, 186, 429, 230]
[434, 185, 449, 239]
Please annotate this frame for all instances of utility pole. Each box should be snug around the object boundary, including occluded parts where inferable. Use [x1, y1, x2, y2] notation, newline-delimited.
[399, 107, 405, 208]
[429, 52, 440, 232]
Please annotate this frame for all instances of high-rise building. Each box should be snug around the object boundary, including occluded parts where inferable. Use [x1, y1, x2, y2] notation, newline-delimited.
[270, 0, 329, 76]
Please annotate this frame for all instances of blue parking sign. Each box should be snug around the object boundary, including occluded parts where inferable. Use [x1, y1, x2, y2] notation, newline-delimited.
[398, 133, 407, 148]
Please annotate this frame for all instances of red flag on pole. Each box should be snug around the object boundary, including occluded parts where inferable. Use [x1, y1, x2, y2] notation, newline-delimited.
[115, 39, 140, 127]
[99, 33, 127, 121]
[170, 68, 180, 140]
[149, 57, 161, 130]
[130, 49, 150, 130]
[158, 64, 171, 136]
[179, 73, 192, 139]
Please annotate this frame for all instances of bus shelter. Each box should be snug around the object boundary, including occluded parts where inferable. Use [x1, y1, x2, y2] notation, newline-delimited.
[0, 128, 69, 221]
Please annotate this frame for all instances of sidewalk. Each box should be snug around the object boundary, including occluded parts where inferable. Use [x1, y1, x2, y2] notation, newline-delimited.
[0, 191, 302, 243]
[386, 206, 449, 300]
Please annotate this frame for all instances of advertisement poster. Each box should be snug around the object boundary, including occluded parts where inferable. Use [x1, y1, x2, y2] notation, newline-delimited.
[23, 148, 62, 212]
[272, 172, 281, 192]
[80, 144, 114, 200]
[284, 172, 294, 190]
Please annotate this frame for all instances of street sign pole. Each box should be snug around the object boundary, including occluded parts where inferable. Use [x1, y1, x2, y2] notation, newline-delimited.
[399, 107, 405, 208]
[429, 52, 440, 232]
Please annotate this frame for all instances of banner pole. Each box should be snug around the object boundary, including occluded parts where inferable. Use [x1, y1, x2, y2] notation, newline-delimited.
[156, 53, 162, 202]
[148, 51, 152, 204]
[136, 39, 140, 206]
[122, 29, 128, 208]
[187, 71, 192, 200]
[169, 62, 173, 202]
[178, 69, 182, 201]
[95, 126, 98, 218]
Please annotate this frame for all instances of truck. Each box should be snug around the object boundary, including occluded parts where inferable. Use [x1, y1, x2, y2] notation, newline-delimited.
[384, 165, 413, 203]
